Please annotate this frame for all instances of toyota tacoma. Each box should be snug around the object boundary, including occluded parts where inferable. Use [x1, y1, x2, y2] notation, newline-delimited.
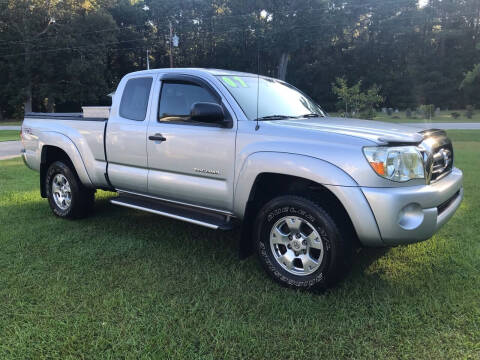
[21, 68, 463, 290]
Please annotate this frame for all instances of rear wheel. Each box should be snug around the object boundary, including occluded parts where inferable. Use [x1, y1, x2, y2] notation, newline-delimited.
[45, 161, 94, 219]
[254, 195, 353, 291]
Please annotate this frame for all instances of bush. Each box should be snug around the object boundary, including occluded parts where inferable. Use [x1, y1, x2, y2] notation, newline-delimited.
[465, 105, 474, 119]
[359, 108, 377, 120]
[419, 104, 435, 119]
[451, 112, 461, 119]
[405, 108, 412, 118]
[386, 108, 393, 116]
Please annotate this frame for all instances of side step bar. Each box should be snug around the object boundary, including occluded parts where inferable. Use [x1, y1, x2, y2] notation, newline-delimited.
[110, 194, 236, 230]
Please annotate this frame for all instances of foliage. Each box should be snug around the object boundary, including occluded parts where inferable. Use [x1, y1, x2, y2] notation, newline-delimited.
[332, 77, 383, 119]
[1, 0, 480, 118]
[465, 105, 474, 119]
[460, 64, 480, 89]
[419, 104, 435, 119]
[451, 112, 461, 119]
[405, 108, 412, 118]
[359, 108, 377, 120]
[460, 64, 480, 106]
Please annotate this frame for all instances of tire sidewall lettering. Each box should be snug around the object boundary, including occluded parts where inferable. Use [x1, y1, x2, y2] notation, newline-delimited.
[259, 203, 333, 289]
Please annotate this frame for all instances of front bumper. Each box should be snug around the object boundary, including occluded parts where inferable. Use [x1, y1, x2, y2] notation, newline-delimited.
[361, 167, 463, 245]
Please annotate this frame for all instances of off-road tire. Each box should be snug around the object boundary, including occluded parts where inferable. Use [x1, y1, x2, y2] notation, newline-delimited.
[254, 195, 353, 291]
[45, 160, 95, 219]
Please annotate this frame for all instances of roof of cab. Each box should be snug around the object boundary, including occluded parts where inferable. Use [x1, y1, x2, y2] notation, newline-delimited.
[125, 67, 258, 77]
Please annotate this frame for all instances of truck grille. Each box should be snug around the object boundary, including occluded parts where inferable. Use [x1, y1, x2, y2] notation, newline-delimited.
[420, 129, 454, 183]
[431, 143, 453, 181]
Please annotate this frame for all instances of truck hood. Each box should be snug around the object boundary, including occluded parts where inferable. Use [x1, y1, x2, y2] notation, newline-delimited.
[266, 117, 424, 144]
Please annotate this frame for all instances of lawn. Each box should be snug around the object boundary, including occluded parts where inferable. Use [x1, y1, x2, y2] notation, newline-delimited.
[0, 130, 20, 142]
[329, 110, 480, 123]
[0, 120, 22, 126]
[0, 131, 479, 359]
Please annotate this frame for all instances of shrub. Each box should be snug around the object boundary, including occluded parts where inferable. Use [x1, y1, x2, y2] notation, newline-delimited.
[405, 108, 412, 118]
[465, 105, 474, 119]
[419, 104, 435, 119]
[359, 108, 377, 120]
[451, 112, 460, 119]
[386, 108, 393, 116]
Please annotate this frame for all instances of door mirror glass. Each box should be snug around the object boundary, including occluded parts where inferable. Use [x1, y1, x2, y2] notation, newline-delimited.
[190, 102, 225, 124]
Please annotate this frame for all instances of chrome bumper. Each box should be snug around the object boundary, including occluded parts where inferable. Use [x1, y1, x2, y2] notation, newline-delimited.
[361, 168, 463, 245]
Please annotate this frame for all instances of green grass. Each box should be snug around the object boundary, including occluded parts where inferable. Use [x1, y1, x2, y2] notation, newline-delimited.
[330, 110, 480, 123]
[0, 131, 479, 359]
[0, 120, 22, 126]
[0, 130, 20, 142]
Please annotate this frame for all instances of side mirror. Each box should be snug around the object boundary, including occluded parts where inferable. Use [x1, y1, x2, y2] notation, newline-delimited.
[190, 102, 231, 127]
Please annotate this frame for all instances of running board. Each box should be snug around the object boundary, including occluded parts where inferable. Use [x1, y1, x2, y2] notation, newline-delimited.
[110, 194, 236, 230]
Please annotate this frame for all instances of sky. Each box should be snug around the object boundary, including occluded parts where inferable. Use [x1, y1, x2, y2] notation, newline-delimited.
[419, 0, 429, 7]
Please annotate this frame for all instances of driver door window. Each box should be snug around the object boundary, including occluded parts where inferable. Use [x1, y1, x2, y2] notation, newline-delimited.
[158, 82, 219, 123]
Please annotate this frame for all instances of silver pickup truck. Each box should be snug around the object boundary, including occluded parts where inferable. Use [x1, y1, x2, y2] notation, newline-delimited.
[21, 68, 463, 290]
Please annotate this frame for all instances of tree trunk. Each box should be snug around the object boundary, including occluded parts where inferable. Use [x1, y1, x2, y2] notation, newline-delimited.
[23, 19, 33, 114]
[277, 53, 290, 80]
[24, 82, 33, 113]
[46, 93, 55, 112]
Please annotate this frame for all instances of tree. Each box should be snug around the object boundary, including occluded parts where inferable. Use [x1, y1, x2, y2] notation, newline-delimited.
[332, 77, 383, 119]
[0, 0, 479, 119]
[460, 64, 480, 106]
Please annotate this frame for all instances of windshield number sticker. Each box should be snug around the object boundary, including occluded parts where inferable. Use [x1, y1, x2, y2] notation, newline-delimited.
[222, 76, 248, 88]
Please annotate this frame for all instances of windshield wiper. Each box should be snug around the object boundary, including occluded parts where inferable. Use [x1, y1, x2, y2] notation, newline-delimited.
[255, 115, 293, 121]
[297, 113, 323, 118]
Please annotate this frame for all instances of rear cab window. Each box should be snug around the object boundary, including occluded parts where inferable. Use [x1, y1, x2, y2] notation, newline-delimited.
[119, 77, 153, 121]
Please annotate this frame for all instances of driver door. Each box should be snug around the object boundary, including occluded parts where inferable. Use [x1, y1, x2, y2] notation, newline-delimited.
[146, 75, 237, 212]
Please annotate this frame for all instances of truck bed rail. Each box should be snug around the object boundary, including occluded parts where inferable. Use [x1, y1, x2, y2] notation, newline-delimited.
[24, 112, 107, 121]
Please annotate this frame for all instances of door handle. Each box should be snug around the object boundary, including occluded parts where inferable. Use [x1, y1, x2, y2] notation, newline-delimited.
[149, 134, 166, 142]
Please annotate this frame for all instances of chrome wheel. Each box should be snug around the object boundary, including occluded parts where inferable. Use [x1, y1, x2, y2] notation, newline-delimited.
[51, 174, 72, 210]
[269, 216, 324, 276]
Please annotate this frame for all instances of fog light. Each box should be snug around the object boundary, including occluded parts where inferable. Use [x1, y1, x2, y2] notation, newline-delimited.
[397, 203, 424, 230]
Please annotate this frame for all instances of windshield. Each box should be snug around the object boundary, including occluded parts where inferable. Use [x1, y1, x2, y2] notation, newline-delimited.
[216, 75, 325, 120]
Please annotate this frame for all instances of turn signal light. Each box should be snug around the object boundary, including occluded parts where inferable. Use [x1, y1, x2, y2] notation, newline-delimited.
[369, 161, 386, 176]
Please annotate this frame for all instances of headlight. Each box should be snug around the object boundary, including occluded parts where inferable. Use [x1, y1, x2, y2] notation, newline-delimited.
[363, 146, 425, 182]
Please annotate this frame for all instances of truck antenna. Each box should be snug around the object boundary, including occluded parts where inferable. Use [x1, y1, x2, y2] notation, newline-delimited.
[255, 36, 260, 131]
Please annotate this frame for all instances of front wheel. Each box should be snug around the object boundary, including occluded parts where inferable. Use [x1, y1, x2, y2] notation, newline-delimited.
[45, 161, 95, 219]
[254, 195, 353, 291]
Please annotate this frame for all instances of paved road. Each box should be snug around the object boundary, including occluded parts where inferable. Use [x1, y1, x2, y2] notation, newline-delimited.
[0, 141, 22, 160]
[406, 122, 480, 130]
[0, 126, 21, 130]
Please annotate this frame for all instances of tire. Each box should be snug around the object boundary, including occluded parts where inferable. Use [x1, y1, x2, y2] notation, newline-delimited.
[45, 160, 95, 219]
[254, 195, 353, 291]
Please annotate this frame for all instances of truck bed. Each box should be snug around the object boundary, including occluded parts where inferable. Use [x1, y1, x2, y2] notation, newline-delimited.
[22, 113, 110, 188]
